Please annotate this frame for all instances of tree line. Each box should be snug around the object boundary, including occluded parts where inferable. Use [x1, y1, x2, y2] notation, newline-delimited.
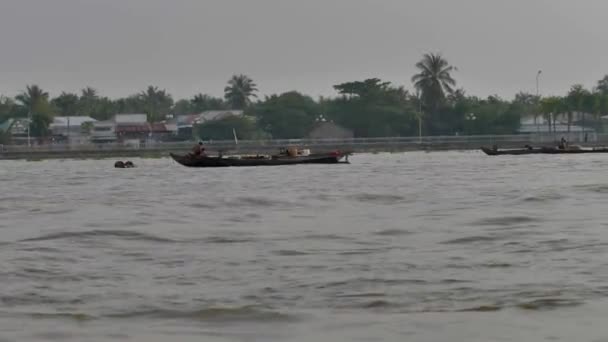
[1, 53, 608, 143]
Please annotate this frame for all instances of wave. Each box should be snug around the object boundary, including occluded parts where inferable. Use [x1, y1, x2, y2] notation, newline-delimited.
[203, 236, 255, 244]
[11, 306, 294, 323]
[373, 229, 412, 236]
[107, 306, 294, 322]
[349, 193, 408, 205]
[520, 192, 565, 203]
[232, 197, 294, 209]
[317, 277, 429, 289]
[300, 234, 352, 241]
[573, 184, 608, 194]
[20, 230, 175, 243]
[441, 235, 500, 244]
[28, 312, 94, 321]
[272, 250, 310, 256]
[457, 305, 502, 312]
[516, 298, 584, 311]
[472, 216, 538, 227]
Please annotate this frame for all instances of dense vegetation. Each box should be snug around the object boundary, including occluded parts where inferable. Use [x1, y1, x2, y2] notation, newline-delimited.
[1, 53, 607, 142]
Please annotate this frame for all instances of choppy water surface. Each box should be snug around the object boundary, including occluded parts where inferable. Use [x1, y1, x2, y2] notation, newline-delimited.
[3, 151, 608, 341]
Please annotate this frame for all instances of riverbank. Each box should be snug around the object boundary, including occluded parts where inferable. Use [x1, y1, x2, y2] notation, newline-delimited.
[0, 135, 596, 160]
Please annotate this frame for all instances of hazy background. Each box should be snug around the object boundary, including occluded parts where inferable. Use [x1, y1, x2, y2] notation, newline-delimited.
[1, 0, 607, 99]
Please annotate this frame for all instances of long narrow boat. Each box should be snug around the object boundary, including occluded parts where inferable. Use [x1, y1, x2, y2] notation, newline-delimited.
[481, 146, 608, 156]
[170, 151, 351, 167]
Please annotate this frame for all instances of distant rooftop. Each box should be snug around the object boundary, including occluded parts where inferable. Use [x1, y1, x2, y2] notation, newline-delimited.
[115, 114, 147, 124]
[50, 116, 97, 128]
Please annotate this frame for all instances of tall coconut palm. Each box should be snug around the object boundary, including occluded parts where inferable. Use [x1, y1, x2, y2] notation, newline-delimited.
[224, 74, 258, 109]
[15, 85, 49, 110]
[411, 53, 457, 113]
[77, 86, 100, 119]
[139, 86, 173, 122]
[15, 85, 53, 138]
[596, 75, 608, 95]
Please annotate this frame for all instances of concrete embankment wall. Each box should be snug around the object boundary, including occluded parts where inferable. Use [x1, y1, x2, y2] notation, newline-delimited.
[0, 139, 561, 160]
[2, 133, 602, 160]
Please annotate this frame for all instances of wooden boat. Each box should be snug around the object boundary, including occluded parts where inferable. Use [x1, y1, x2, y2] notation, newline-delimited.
[170, 151, 351, 167]
[481, 146, 608, 156]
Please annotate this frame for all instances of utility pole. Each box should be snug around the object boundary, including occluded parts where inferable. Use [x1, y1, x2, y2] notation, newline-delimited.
[417, 90, 423, 143]
[536, 70, 542, 134]
[27, 110, 31, 148]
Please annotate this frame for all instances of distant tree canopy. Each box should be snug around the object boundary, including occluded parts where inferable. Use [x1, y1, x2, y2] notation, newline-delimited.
[224, 74, 258, 109]
[194, 116, 265, 141]
[324, 78, 416, 137]
[5, 63, 608, 140]
[247, 91, 319, 139]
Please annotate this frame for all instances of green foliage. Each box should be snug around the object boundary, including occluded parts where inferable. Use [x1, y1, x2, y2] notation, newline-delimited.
[453, 96, 521, 135]
[192, 94, 227, 112]
[15, 85, 55, 137]
[325, 79, 416, 137]
[247, 91, 319, 139]
[194, 115, 265, 140]
[51, 92, 79, 116]
[0, 96, 18, 123]
[139, 86, 174, 122]
[224, 75, 258, 109]
[6, 63, 608, 140]
[412, 53, 456, 113]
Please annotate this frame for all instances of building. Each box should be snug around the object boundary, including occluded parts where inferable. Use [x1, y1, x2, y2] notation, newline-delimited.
[49, 116, 97, 144]
[91, 120, 117, 143]
[308, 122, 354, 139]
[91, 113, 174, 143]
[0, 119, 31, 144]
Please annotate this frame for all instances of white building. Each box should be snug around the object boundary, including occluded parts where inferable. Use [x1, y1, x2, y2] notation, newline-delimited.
[91, 120, 117, 143]
[50, 116, 97, 144]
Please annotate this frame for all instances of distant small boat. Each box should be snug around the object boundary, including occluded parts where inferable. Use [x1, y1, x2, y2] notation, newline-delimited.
[170, 150, 351, 167]
[481, 146, 608, 156]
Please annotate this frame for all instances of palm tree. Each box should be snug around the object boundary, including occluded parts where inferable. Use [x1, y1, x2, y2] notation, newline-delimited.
[191, 93, 226, 112]
[596, 75, 608, 94]
[15, 85, 49, 110]
[540, 97, 562, 133]
[566, 84, 589, 133]
[139, 86, 173, 122]
[15, 85, 53, 139]
[77, 87, 100, 119]
[224, 74, 258, 109]
[411, 53, 457, 113]
[52, 92, 79, 116]
[81, 87, 98, 99]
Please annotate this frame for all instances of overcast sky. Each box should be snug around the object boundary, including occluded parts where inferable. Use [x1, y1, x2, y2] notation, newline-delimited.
[1, 0, 607, 100]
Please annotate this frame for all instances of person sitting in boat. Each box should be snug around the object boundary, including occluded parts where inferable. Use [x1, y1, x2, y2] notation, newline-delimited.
[190, 141, 205, 157]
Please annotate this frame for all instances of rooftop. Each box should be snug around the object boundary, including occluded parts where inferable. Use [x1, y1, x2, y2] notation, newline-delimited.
[50, 116, 97, 128]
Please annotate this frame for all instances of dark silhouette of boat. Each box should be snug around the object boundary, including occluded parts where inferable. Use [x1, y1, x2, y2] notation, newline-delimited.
[170, 151, 351, 167]
[481, 146, 608, 156]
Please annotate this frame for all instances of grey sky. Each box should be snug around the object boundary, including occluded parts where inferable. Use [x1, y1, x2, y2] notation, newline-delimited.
[1, 0, 607, 100]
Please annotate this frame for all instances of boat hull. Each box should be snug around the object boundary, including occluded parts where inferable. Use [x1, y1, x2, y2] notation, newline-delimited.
[481, 146, 608, 156]
[170, 153, 350, 167]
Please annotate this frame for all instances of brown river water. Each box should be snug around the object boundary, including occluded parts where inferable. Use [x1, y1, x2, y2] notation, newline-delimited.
[2, 151, 608, 341]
